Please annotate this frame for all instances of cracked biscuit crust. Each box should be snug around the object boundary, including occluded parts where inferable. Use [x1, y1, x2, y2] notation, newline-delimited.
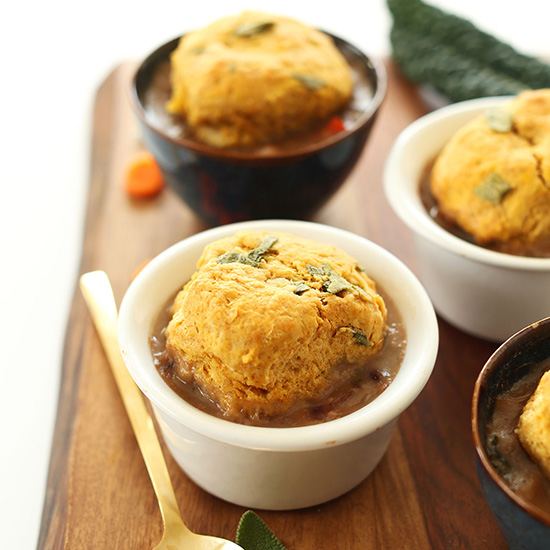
[430, 89, 550, 256]
[165, 231, 387, 419]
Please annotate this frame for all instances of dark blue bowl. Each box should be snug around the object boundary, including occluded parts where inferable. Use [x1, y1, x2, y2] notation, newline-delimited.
[130, 34, 386, 226]
[472, 317, 550, 549]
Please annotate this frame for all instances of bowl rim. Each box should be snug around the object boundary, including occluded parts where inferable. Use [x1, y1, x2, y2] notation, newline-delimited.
[118, 219, 438, 452]
[383, 96, 550, 270]
[471, 316, 550, 527]
[129, 30, 387, 163]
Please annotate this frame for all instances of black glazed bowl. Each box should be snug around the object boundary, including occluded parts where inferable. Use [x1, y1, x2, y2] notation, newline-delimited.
[472, 317, 550, 550]
[130, 34, 386, 226]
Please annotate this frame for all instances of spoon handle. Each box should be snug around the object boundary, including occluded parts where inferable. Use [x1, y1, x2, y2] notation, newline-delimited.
[79, 270, 187, 531]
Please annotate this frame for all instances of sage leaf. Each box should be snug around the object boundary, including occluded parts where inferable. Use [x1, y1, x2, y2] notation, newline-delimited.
[189, 45, 206, 55]
[485, 108, 513, 132]
[338, 327, 372, 347]
[292, 281, 311, 294]
[236, 510, 288, 550]
[307, 263, 332, 278]
[247, 235, 278, 264]
[307, 263, 368, 297]
[323, 275, 351, 294]
[234, 21, 274, 37]
[217, 235, 278, 267]
[352, 329, 372, 347]
[217, 251, 249, 265]
[474, 173, 512, 205]
[292, 74, 326, 90]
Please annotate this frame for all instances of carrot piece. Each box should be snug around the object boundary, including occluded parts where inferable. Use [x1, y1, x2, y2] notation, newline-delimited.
[124, 151, 165, 198]
[323, 116, 346, 134]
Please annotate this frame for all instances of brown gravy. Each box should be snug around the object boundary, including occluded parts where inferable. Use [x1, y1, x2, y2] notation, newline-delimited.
[149, 288, 406, 427]
[485, 359, 550, 514]
[419, 160, 550, 258]
[142, 49, 375, 156]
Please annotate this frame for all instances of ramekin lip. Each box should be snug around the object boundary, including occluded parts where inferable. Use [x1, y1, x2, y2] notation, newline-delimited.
[118, 219, 438, 452]
[383, 96, 550, 271]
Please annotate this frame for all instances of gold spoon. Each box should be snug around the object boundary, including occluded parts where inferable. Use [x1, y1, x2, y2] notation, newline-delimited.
[80, 270, 244, 550]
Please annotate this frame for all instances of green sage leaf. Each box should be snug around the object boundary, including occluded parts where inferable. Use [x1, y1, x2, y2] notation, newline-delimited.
[323, 275, 351, 294]
[189, 45, 206, 55]
[338, 327, 372, 347]
[292, 74, 327, 90]
[307, 263, 332, 277]
[485, 108, 513, 132]
[474, 173, 512, 205]
[292, 281, 311, 294]
[236, 510, 288, 550]
[217, 235, 278, 267]
[352, 329, 372, 347]
[307, 263, 368, 297]
[234, 21, 274, 37]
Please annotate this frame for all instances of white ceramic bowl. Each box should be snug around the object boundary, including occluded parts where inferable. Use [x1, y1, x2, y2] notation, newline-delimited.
[118, 219, 438, 510]
[384, 97, 550, 343]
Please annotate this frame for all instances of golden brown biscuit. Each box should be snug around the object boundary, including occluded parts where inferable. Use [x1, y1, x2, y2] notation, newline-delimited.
[430, 89, 550, 256]
[165, 231, 387, 420]
[516, 369, 550, 479]
[166, 12, 353, 148]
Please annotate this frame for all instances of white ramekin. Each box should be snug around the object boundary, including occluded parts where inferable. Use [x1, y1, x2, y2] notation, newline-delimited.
[118, 219, 438, 509]
[384, 97, 550, 343]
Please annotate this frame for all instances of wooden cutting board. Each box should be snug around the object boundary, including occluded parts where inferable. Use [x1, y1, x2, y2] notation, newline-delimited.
[37, 60, 507, 549]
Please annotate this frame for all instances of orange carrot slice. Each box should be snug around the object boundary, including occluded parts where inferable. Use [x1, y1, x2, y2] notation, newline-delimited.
[323, 116, 346, 134]
[124, 151, 165, 198]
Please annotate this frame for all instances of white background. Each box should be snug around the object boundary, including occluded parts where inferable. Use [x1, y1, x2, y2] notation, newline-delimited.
[1, 1, 546, 547]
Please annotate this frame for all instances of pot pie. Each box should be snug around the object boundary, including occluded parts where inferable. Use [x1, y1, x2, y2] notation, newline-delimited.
[430, 89, 550, 257]
[166, 12, 354, 148]
[151, 231, 406, 426]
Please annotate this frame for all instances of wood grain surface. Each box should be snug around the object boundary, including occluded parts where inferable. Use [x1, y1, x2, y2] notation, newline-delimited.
[37, 60, 507, 549]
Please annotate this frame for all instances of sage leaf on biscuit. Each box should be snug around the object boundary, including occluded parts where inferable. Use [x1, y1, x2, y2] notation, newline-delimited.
[247, 235, 278, 264]
[307, 263, 332, 278]
[292, 281, 311, 294]
[485, 108, 513, 132]
[217, 235, 278, 267]
[307, 263, 368, 297]
[292, 74, 326, 90]
[474, 173, 512, 205]
[338, 327, 372, 347]
[323, 274, 351, 294]
[189, 45, 206, 55]
[234, 21, 274, 37]
[352, 329, 372, 347]
[217, 251, 248, 265]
